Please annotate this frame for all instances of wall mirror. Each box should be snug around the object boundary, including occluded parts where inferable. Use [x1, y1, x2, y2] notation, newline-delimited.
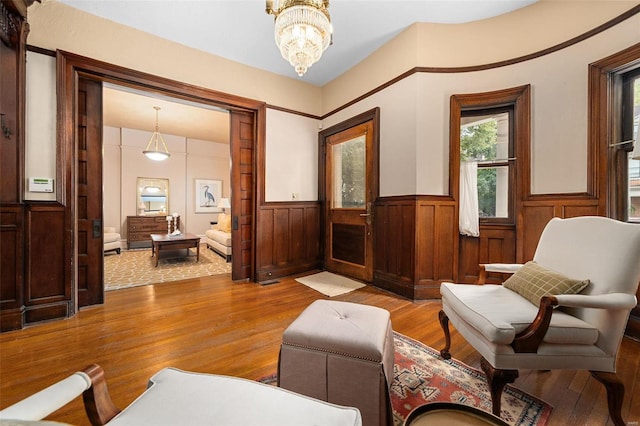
[137, 177, 169, 215]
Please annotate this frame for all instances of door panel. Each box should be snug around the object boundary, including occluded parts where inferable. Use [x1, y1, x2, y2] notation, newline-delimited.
[230, 110, 255, 281]
[331, 223, 365, 265]
[325, 121, 374, 282]
[77, 77, 103, 307]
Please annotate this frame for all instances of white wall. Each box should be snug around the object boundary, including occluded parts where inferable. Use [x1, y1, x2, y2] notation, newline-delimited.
[321, 2, 637, 115]
[322, 15, 640, 196]
[103, 126, 122, 232]
[104, 126, 230, 238]
[24, 51, 56, 201]
[27, 1, 323, 116]
[265, 109, 320, 202]
[22, 4, 640, 211]
[186, 138, 231, 233]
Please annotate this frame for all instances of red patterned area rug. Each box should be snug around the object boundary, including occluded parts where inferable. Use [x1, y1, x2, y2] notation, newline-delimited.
[260, 332, 552, 426]
[392, 332, 552, 426]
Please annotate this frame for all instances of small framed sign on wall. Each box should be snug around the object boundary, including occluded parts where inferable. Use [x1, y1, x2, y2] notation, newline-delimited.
[195, 179, 222, 213]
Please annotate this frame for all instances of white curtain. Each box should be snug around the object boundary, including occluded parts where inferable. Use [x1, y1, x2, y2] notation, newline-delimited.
[459, 161, 479, 237]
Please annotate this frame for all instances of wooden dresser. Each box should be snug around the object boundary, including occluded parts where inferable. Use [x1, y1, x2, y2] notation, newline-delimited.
[127, 216, 179, 249]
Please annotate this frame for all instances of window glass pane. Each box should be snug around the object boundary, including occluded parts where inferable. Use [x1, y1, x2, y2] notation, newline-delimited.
[629, 77, 640, 222]
[478, 166, 509, 218]
[332, 135, 365, 209]
[461, 111, 511, 219]
[460, 112, 509, 162]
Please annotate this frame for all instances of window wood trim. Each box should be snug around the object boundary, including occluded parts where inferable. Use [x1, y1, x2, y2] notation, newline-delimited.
[589, 42, 640, 218]
[460, 107, 515, 224]
[449, 85, 531, 227]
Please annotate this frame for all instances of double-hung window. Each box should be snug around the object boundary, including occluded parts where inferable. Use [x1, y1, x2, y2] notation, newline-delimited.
[460, 107, 515, 224]
[621, 69, 640, 223]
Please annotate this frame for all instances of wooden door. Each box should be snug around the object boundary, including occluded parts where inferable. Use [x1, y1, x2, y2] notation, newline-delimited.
[230, 110, 255, 281]
[324, 120, 376, 282]
[76, 77, 104, 307]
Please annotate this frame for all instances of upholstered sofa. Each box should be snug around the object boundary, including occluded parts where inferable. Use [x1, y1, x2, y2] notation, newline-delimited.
[205, 213, 231, 262]
[0, 364, 362, 425]
[104, 227, 121, 254]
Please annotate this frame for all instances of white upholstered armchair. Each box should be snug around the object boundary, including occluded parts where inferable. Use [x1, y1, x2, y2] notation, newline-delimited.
[439, 216, 640, 425]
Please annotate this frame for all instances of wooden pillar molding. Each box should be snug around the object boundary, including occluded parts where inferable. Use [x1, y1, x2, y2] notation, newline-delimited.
[0, 0, 35, 332]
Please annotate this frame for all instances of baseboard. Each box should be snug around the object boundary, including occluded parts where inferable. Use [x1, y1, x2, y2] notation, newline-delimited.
[256, 260, 322, 283]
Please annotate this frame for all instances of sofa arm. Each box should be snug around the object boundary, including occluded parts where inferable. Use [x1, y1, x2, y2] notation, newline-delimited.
[0, 371, 92, 421]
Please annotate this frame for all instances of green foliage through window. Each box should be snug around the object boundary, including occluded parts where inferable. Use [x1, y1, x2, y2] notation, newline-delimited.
[461, 120, 503, 218]
[337, 138, 365, 208]
[461, 121, 497, 162]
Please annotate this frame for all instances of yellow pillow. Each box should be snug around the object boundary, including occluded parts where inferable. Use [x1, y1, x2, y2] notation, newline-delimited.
[218, 213, 232, 233]
[212, 213, 225, 230]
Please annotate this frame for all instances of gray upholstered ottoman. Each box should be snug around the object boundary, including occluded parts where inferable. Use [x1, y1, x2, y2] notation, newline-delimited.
[278, 300, 395, 426]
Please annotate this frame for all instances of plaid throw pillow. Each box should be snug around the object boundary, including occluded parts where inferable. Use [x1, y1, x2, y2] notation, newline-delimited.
[503, 261, 590, 306]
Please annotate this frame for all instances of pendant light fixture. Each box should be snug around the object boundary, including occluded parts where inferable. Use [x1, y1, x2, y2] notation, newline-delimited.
[143, 106, 170, 161]
[266, 0, 332, 77]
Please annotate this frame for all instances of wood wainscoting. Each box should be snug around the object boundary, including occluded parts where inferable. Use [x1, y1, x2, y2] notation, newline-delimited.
[372, 194, 639, 340]
[373, 196, 457, 300]
[460, 196, 601, 286]
[24, 203, 72, 324]
[521, 196, 640, 340]
[256, 201, 322, 283]
[458, 225, 516, 285]
[519, 197, 600, 260]
[0, 204, 24, 331]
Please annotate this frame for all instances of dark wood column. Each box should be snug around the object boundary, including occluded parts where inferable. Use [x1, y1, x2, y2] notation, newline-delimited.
[0, 0, 33, 332]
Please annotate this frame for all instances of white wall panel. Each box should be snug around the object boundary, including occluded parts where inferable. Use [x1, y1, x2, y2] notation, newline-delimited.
[25, 51, 57, 201]
[265, 109, 320, 202]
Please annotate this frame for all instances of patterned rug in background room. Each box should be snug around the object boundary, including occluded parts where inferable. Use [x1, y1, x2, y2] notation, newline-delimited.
[261, 332, 552, 426]
[104, 245, 231, 290]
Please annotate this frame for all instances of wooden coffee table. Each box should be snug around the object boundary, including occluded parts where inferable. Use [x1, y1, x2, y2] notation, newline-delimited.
[150, 233, 200, 267]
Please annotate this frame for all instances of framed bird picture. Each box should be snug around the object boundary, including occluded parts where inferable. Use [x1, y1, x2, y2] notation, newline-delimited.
[195, 179, 222, 213]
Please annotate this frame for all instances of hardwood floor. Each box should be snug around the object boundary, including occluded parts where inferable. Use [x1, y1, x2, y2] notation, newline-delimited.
[1, 274, 639, 425]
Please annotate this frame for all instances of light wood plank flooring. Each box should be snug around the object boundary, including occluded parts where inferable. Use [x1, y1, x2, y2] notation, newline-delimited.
[1, 274, 639, 425]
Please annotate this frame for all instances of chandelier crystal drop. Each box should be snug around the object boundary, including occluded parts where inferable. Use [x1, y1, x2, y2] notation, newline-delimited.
[143, 106, 170, 161]
[266, 0, 332, 77]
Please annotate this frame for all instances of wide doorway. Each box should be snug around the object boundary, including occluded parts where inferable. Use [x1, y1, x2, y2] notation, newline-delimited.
[59, 51, 260, 309]
[101, 83, 233, 291]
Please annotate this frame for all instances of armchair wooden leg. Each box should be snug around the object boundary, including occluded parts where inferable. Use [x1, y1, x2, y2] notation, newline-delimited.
[590, 371, 625, 426]
[480, 358, 518, 417]
[438, 310, 452, 360]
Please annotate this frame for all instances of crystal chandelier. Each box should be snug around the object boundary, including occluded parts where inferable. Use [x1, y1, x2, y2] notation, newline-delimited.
[143, 106, 170, 161]
[266, 0, 332, 77]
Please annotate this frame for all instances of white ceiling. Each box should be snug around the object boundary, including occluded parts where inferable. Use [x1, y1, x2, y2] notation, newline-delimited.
[80, 0, 538, 144]
[103, 84, 230, 144]
[59, 0, 537, 87]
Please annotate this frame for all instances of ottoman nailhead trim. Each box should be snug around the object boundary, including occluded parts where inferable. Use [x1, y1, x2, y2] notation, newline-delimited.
[282, 341, 381, 363]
